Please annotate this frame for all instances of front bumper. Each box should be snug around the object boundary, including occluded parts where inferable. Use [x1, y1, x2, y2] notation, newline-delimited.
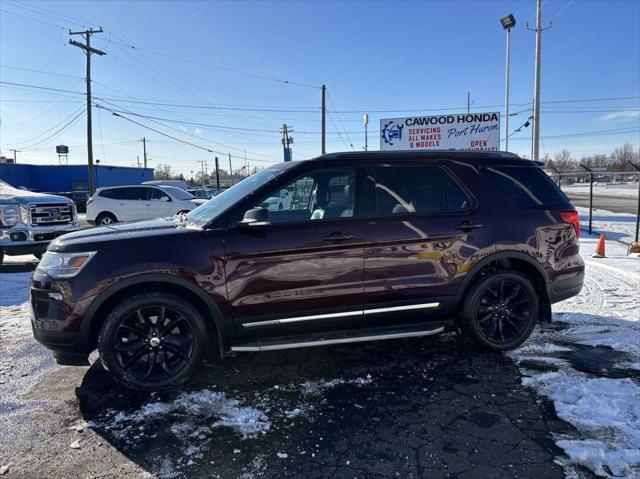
[0, 223, 80, 256]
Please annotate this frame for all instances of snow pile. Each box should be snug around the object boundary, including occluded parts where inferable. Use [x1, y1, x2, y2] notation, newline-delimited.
[523, 372, 640, 478]
[511, 234, 640, 478]
[112, 389, 271, 439]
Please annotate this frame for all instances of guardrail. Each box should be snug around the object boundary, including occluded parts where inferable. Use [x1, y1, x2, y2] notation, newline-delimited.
[549, 169, 640, 243]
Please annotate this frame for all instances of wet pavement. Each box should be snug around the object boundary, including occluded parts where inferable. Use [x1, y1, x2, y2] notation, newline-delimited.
[0, 330, 589, 479]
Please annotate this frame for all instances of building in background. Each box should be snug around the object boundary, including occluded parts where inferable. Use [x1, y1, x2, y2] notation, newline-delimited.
[0, 164, 154, 192]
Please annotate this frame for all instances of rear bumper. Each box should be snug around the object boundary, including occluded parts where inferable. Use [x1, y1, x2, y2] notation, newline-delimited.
[547, 269, 585, 304]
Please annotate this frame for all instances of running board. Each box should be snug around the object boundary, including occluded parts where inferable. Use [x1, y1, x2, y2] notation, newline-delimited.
[230, 324, 446, 352]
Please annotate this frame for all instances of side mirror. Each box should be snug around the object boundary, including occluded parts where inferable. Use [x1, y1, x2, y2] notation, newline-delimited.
[237, 207, 270, 227]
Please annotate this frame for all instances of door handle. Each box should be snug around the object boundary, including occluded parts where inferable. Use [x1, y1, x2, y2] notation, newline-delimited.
[323, 231, 354, 241]
[453, 220, 483, 232]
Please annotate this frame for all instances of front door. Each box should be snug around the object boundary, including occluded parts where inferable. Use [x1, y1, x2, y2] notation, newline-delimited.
[363, 163, 494, 325]
[224, 167, 366, 338]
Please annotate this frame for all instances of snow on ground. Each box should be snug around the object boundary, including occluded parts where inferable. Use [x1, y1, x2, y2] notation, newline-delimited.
[563, 183, 639, 199]
[97, 375, 374, 475]
[576, 206, 639, 244]
[510, 234, 640, 479]
[0, 255, 37, 340]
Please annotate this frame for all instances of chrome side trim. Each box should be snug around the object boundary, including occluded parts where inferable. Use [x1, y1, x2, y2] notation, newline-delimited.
[241, 302, 440, 328]
[242, 309, 363, 328]
[363, 302, 440, 315]
[230, 326, 445, 352]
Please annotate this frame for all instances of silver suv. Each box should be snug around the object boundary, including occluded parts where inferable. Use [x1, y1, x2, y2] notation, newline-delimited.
[0, 179, 80, 265]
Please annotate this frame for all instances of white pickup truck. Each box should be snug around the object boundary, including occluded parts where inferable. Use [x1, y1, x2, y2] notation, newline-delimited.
[0, 179, 80, 265]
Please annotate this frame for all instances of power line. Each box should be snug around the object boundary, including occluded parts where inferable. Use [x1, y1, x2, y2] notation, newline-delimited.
[100, 105, 278, 162]
[326, 89, 354, 150]
[19, 109, 86, 150]
[4, 106, 86, 146]
[98, 32, 321, 90]
[0, 64, 84, 79]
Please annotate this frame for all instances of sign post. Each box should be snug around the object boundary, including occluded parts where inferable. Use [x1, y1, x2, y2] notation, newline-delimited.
[380, 112, 500, 152]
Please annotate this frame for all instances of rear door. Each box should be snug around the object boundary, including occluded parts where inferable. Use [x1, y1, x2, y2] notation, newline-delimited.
[224, 166, 367, 337]
[144, 187, 173, 219]
[99, 187, 142, 221]
[363, 162, 494, 325]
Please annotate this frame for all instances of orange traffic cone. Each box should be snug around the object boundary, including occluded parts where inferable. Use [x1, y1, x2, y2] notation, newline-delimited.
[593, 233, 606, 258]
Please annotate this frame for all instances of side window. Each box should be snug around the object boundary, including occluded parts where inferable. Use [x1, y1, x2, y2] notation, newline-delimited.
[126, 187, 148, 201]
[254, 169, 356, 224]
[483, 166, 569, 206]
[442, 172, 470, 211]
[150, 188, 171, 201]
[374, 167, 446, 215]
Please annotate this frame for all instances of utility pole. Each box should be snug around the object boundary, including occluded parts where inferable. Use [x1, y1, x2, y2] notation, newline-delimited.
[214, 156, 220, 190]
[69, 27, 105, 194]
[363, 114, 369, 151]
[467, 92, 471, 113]
[228, 153, 233, 185]
[527, 0, 552, 161]
[321, 84, 326, 155]
[198, 160, 206, 188]
[281, 123, 293, 161]
[141, 137, 148, 168]
[9, 149, 20, 164]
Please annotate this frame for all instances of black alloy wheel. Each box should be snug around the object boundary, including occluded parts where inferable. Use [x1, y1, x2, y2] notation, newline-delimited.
[462, 271, 539, 351]
[99, 292, 210, 390]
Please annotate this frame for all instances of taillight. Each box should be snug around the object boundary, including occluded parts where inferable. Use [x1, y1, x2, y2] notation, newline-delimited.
[560, 211, 580, 237]
[86, 197, 94, 206]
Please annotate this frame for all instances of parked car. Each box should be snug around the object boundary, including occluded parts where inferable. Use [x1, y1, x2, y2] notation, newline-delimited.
[187, 188, 217, 200]
[143, 179, 189, 191]
[260, 188, 292, 211]
[0, 179, 79, 265]
[86, 185, 206, 226]
[55, 191, 90, 213]
[31, 151, 584, 390]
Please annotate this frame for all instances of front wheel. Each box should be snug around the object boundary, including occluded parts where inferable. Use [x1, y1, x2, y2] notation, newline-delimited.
[98, 292, 210, 391]
[461, 271, 539, 351]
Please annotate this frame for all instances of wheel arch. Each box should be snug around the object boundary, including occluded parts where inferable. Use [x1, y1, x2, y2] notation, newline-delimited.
[454, 251, 551, 322]
[79, 273, 230, 358]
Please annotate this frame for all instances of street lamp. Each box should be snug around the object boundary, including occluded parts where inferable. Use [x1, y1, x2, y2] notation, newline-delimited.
[500, 13, 516, 152]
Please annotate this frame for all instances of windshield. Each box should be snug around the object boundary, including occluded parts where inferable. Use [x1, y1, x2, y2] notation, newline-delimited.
[186, 163, 293, 226]
[162, 186, 196, 200]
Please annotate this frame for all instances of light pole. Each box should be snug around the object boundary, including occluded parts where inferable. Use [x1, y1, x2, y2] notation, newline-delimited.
[500, 13, 516, 152]
[363, 114, 369, 151]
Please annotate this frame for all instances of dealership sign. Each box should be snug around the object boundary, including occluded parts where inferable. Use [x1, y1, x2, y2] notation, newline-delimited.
[380, 112, 500, 151]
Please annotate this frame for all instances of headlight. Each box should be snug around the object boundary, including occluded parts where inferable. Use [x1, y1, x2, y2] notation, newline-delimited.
[36, 251, 96, 278]
[0, 204, 20, 227]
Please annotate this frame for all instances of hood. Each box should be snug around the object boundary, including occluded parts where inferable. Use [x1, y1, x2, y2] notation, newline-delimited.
[191, 199, 207, 206]
[0, 181, 74, 206]
[49, 217, 199, 252]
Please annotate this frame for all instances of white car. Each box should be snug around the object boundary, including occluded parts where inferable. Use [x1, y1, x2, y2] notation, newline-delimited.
[261, 188, 293, 211]
[86, 185, 206, 226]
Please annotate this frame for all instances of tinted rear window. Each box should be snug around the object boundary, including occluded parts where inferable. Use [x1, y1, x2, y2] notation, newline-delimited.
[483, 166, 569, 206]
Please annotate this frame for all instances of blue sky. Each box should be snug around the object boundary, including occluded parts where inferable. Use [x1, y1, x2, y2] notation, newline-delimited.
[1, 0, 639, 176]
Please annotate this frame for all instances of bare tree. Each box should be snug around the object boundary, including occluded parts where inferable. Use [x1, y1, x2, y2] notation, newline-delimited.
[553, 149, 574, 172]
[154, 164, 175, 180]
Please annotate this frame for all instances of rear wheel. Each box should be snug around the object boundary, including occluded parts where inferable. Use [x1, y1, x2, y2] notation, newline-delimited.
[96, 212, 117, 226]
[461, 271, 538, 351]
[98, 292, 210, 391]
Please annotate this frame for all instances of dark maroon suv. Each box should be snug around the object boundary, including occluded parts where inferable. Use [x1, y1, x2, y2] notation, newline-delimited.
[30, 151, 584, 390]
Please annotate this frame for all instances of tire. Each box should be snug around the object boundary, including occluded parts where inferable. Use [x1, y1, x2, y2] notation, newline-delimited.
[461, 270, 539, 351]
[96, 212, 117, 226]
[98, 291, 210, 391]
